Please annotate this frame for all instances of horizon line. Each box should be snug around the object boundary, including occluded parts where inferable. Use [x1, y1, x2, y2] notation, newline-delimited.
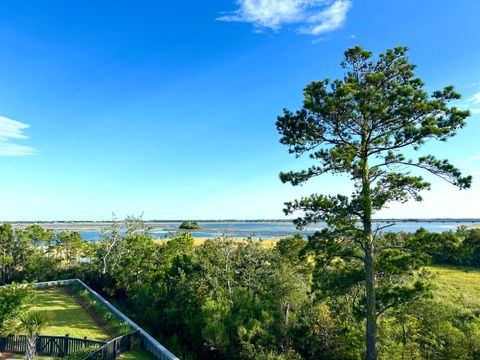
[2, 218, 480, 223]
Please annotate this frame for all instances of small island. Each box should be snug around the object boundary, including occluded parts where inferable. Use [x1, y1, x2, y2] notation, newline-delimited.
[179, 220, 201, 230]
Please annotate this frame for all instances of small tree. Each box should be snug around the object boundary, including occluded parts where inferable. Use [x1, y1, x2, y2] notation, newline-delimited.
[55, 231, 86, 264]
[98, 214, 150, 276]
[11, 310, 51, 360]
[276, 46, 471, 360]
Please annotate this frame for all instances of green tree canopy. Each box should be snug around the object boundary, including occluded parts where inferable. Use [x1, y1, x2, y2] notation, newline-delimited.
[179, 221, 201, 230]
[0, 283, 34, 331]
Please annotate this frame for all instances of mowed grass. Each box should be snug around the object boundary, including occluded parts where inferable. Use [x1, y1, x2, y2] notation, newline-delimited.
[32, 288, 109, 340]
[2, 288, 156, 360]
[428, 265, 480, 308]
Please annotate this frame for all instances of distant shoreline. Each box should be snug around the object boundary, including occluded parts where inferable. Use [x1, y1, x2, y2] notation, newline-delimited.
[4, 218, 480, 225]
[460, 224, 480, 229]
[3, 219, 479, 235]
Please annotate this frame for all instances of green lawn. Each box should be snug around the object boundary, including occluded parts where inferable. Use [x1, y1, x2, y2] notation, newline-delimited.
[23, 288, 152, 360]
[32, 288, 109, 341]
[2, 288, 161, 360]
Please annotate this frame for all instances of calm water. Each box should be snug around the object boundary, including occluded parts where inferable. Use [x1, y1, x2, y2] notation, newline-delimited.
[76, 221, 480, 241]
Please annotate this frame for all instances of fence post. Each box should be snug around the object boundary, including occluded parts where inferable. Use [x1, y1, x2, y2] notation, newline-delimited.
[64, 333, 69, 356]
[36, 334, 41, 355]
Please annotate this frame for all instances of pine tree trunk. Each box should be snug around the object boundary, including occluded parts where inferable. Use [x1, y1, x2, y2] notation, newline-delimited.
[361, 156, 377, 360]
[365, 241, 376, 360]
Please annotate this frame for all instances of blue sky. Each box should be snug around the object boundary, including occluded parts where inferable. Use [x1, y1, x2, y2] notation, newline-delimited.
[0, 0, 479, 220]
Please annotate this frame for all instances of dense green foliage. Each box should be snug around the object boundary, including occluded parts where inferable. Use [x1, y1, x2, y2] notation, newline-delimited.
[1, 219, 480, 359]
[414, 227, 480, 266]
[61, 347, 100, 360]
[276, 45, 471, 359]
[0, 223, 89, 284]
[0, 283, 34, 331]
[179, 221, 201, 230]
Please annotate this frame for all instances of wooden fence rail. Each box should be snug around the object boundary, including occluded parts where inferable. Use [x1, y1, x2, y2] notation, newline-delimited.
[0, 334, 105, 357]
[83, 331, 139, 360]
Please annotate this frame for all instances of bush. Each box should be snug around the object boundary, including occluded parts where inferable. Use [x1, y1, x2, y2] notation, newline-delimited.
[179, 221, 201, 230]
[68, 283, 133, 336]
[60, 346, 100, 360]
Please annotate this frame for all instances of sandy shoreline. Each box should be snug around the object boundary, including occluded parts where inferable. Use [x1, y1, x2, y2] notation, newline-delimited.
[154, 237, 283, 247]
[448, 224, 480, 229]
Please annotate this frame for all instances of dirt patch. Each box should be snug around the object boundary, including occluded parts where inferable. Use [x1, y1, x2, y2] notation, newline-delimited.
[0, 353, 20, 360]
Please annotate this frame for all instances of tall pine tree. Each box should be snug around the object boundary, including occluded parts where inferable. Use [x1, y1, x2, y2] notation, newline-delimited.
[276, 46, 471, 360]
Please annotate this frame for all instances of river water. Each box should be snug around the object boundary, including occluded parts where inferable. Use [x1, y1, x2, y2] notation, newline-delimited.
[73, 220, 480, 241]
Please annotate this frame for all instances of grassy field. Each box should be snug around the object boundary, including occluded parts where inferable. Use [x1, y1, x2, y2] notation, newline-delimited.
[428, 265, 480, 309]
[32, 288, 109, 340]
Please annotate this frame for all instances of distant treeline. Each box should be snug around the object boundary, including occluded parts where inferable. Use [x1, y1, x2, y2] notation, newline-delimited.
[4, 218, 480, 224]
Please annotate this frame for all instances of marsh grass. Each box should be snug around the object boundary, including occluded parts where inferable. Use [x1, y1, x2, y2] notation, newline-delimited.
[428, 265, 480, 311]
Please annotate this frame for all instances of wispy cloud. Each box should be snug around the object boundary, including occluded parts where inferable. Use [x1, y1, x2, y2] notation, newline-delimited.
[0, 116, 36, 156]
[299, 0, 351, 35]
[459, 91, 480, 115]
[458, 152, 480, 163]
[470, 92, 480, 104]
[217, 0, 352, 36]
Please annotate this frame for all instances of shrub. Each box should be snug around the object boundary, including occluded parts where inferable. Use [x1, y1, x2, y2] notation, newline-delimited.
[179, 221, 201, 230]
[60, 346, 99, 360]
[68, 283, 133, 336]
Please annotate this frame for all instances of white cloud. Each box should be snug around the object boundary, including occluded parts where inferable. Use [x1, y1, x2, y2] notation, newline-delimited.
[0, 116, 36, 156]
[218, 0, 352, 35]
[299, 0, 351, 35]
